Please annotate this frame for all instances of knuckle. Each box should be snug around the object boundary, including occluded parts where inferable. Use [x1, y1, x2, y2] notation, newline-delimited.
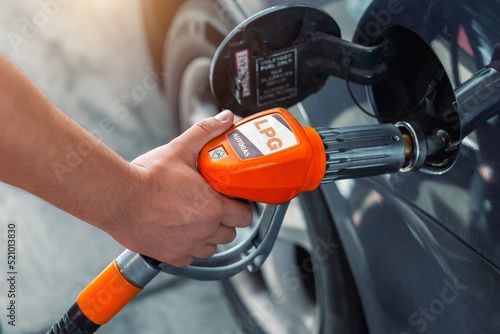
[213, 200, 226, 220]
[196, 225, 213, 241]
[205, 200, 224, 224]
[176, 242, 194, 255]
[194, 118, 214, 134]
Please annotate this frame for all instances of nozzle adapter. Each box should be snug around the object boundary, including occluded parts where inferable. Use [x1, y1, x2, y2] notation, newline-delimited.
[395, 121, 448, 173]
[317, 121, 448, 182]
[316, 124, 407, 182]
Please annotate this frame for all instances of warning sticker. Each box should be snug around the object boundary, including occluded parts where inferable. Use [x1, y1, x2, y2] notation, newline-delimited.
[235, 49, 251, 98]
[228, 114, 298, 160]
[208, 146, 228, 161]
[256, 49, 297, 106]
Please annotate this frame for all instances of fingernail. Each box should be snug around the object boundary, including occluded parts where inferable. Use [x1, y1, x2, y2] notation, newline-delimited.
[214, 109, 231, 121]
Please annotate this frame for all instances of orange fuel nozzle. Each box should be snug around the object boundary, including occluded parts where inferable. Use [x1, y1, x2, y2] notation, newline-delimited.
[198, 108, 444, 204]
[198, 108, 326, 204]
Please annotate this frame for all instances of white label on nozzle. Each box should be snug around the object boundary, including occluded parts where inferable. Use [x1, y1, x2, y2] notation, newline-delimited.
[228, 114, 298, 159]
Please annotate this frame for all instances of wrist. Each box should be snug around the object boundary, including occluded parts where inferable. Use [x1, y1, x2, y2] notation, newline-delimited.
[98, 162, 146, 235]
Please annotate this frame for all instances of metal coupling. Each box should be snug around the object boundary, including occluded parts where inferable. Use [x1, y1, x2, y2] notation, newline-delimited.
[395, 121, 448, 172]
[116, 250, 161, 288]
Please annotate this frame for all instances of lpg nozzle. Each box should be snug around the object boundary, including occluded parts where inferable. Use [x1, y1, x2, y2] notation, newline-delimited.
[198, 108, 449, 204]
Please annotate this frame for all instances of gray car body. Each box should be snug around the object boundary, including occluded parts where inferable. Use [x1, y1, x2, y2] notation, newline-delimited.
[146, 0, 500, 333]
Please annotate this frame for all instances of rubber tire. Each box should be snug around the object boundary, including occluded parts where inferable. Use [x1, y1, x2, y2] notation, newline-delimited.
[163, 0, 239, 132]
[164, 1, 368, 333]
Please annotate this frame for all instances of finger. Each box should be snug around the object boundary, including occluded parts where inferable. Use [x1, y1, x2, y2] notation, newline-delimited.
[192, 243, 218, 259]
[163, 255, 194, 267]
[218, 197, 253, 228]
[173, 110, 234, 161]
[206, 225, 237, 245]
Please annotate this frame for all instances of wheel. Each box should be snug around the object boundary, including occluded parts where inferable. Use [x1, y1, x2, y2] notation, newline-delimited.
[163, 1, 368, 333]
[163, 0, 240, 132]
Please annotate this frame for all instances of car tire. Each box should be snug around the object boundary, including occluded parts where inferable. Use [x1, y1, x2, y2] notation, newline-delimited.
[163, 0, 240, 132]
[163, 1, 368, 333]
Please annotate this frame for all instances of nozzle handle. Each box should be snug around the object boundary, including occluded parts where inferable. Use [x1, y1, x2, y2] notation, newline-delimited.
[159, 202, 289, 280]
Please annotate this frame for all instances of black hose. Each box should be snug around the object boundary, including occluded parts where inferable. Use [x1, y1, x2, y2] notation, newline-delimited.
[47, 303, 100, 334]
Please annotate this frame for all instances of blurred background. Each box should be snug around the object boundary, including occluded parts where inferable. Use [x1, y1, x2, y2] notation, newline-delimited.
[0, 1, 240, 333]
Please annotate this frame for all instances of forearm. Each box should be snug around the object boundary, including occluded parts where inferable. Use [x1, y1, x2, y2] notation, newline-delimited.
[0, 54, 135, 229]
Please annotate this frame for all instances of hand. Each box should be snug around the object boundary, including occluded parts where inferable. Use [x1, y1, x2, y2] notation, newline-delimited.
[106, 110, 253, 266]
[0, 54, 251, 267]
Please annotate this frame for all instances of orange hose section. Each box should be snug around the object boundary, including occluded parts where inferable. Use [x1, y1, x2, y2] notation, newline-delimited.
[77, 261, 142, 325]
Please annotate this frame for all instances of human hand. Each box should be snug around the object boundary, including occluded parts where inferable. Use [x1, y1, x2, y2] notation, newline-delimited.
[0, 54, 251, 267]
[107, 110, 253, 266]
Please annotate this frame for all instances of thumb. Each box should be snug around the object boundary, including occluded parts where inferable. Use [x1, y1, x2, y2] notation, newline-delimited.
[175, 110, 234, 161]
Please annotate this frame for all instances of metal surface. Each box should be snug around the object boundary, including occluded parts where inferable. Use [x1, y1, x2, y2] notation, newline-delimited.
[115, 250, 161, 288]
[456, 66, 500, 137]
[395, 121, 427, 172]
[160, 202, 290, 280]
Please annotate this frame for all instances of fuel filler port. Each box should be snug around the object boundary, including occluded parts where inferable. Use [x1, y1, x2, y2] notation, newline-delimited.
[363, 26, 460, 173]
[210, 4, 457, 174]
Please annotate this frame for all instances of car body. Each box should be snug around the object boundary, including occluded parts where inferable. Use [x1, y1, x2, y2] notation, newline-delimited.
[142, 0, 500, 333]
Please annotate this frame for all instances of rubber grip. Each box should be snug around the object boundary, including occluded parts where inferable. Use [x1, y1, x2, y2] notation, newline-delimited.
[76, 260, 142, 325]
[316, 124, 406, 182]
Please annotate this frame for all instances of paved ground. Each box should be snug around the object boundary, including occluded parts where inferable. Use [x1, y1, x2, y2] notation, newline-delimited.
[0, 1, 240, 333]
